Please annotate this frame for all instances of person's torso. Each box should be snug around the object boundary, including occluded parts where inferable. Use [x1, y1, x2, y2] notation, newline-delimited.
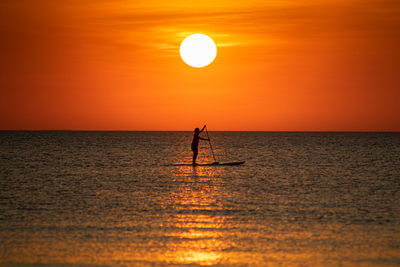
[191, 133, 199, 148]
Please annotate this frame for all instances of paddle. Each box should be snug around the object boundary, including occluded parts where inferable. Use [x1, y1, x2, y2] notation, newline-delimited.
[205, 126, 219, 164]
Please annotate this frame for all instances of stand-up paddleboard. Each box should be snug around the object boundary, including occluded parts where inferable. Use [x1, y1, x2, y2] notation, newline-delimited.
[170, 161, 245, 166]
[167, 126, 245, 167]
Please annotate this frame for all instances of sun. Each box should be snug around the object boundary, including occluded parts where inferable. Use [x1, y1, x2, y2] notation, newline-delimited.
[180, 34, 217, 68]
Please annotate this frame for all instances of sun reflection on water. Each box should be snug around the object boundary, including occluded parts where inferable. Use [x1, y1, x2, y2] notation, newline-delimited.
[163, 165, 228, 265]
[165, 250, 222, 265]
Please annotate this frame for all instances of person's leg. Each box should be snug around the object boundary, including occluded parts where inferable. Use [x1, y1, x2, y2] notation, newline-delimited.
[192, 149, 198, 165]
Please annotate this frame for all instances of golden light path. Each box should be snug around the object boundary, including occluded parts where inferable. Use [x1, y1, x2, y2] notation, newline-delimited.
[162, 165, 226, 265]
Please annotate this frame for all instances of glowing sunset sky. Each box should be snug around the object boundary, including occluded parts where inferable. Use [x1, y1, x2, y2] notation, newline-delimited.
[1, 0, 399, 131]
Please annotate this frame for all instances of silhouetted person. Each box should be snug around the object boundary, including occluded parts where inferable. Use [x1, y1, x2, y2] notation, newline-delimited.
[192, 125, 209, 165]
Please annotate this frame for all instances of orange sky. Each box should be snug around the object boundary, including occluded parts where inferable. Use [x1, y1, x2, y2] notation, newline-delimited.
[1, 0, 399, 131]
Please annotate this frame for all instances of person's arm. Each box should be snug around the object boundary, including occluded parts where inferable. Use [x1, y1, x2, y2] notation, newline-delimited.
[200, 125, 206, 133]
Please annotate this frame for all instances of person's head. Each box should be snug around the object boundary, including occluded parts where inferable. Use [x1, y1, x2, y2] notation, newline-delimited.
[194, 128, 200, 133]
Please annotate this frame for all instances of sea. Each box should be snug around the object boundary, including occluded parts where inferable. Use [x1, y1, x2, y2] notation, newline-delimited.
[0, 131, 399, 266]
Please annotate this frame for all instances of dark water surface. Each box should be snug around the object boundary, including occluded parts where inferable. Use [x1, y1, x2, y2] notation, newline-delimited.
[0, 131, 399, 266]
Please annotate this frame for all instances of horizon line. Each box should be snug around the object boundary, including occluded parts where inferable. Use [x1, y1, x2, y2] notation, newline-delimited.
[1, 129, 399, 133]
